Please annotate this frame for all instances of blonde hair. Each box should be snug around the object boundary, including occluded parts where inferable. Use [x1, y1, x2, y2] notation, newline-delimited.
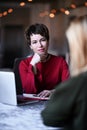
[66, 15, 87, 76]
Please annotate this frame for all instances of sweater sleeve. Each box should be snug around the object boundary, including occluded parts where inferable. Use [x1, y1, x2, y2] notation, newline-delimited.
[19, 60, 37, 93]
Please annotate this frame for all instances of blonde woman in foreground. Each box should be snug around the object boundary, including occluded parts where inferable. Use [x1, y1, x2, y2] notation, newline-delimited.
[41, 15, 87, 130]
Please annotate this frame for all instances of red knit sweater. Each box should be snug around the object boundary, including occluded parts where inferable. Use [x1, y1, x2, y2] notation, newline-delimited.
[19, 54, 70, 94]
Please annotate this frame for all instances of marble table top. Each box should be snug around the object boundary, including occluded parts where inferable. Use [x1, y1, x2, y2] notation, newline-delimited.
[0, 101, 61, 130]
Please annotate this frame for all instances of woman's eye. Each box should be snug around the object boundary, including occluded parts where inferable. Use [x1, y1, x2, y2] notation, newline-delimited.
[41, 38, 46, 41]
[32, 41, 37, 44]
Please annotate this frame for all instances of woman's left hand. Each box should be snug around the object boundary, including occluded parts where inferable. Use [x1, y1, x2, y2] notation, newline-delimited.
[37, 90, 55, 98]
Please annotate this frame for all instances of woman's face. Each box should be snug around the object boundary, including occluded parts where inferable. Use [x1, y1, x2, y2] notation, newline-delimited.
[30, 34, 49, 56]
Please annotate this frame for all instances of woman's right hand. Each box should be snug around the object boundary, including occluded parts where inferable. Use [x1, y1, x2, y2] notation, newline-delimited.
[30, 53, 40, 74]
[30, 53, 41, 66]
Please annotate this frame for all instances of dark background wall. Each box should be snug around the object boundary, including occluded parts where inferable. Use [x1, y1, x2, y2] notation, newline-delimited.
[0, 0, 87, 68]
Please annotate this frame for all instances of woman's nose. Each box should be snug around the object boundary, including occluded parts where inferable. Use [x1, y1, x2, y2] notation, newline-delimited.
[38, 42, 42, 47]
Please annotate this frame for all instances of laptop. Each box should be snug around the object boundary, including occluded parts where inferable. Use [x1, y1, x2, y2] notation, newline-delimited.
[0, 69, 49, 105]
[0, 69, 41, 105]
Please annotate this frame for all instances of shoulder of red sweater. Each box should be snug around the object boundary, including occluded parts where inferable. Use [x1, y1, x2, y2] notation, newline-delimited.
[50, 54, 65, 60]
[20, 55, 32, 64]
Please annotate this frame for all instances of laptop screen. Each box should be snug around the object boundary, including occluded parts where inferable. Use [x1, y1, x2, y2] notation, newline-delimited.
[0, 70, 39, 105]
[0, 70, 17, 105]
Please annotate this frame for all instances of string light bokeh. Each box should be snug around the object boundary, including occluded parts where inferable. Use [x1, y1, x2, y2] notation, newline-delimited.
[0, 0, 87, 18]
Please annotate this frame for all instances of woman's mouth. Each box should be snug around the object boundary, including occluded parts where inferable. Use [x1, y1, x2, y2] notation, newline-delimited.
[38, 48, 45, 52]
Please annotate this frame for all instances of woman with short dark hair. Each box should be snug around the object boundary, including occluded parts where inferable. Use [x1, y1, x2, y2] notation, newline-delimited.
[19, 23, 70, 98]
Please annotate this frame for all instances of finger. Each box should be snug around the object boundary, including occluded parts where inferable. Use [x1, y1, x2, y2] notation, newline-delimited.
[38, 91, 49, 98]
